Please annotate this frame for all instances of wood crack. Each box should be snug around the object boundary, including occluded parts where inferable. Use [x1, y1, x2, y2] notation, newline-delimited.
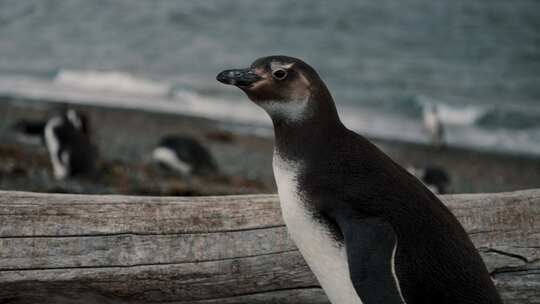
[0, 249, 300, 273]
[0, 224, 286, 239]
[480, 248, 529, 264]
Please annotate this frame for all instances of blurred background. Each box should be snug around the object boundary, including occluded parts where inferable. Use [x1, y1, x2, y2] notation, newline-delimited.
[0, 0, 539, 195]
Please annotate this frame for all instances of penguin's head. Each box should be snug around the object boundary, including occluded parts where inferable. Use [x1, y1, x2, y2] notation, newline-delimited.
[64, 109, 90, 135]
[217, 55, 334, 121]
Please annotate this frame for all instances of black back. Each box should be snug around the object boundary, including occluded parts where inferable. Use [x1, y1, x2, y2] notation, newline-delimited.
[422, 165, 450, 194]
[158, 135, 218, 175]
[12, 119, 47, 143]
[48, 111, 97, 177]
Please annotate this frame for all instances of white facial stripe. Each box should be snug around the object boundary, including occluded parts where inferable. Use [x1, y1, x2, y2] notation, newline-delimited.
[297, 70, 310, 87]
[270, 61, 294, 72]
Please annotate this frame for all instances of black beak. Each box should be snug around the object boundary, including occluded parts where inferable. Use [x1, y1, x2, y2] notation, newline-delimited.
[216, 68, 262, 87]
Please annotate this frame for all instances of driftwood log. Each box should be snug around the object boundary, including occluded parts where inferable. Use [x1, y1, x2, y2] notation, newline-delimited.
[0, 190, 539, 304]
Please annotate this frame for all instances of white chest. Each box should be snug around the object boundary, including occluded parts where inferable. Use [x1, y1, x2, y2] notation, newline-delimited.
[273, 153, 362, 304]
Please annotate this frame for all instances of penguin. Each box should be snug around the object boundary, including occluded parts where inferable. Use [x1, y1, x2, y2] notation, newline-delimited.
[152, 135, 219, 177]
[44, 109, 97, 180]
[217, 56, 501, 304]
[423, 104, 445, 147]
[406, 165, 451, 194]
[12, 119, 47, 145]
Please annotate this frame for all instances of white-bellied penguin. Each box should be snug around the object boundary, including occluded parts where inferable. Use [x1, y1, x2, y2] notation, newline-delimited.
[44, 109, 97, 180]
[217, 56, 501, 304]
[152, 135, 219, 177]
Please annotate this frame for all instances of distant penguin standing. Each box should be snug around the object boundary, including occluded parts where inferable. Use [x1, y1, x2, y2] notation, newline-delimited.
[407, 165, 451, 194]
[217, 56, 501, 304]
[152, 135, 218, 177]
[423, 104, 445, 147]
[44, 109, 97, 180]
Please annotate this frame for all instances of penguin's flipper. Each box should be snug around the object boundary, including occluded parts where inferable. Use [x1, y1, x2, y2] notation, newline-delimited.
[335, 215, 405, 304]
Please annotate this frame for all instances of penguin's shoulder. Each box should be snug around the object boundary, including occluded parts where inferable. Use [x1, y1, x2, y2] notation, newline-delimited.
[300, 129, 416, 204]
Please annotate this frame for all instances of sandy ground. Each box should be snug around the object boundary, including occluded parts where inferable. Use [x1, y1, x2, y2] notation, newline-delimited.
[1, 97, 539, 196]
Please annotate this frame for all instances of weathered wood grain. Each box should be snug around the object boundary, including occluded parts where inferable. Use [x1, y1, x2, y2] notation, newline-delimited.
[0, 190, 539, 303]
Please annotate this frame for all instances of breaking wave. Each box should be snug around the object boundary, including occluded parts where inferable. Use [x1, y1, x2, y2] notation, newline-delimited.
[1, 72, 540, 156]
[54, 69, 171, 96]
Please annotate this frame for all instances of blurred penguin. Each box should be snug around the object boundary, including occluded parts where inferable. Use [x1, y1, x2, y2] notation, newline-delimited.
[44, 109, 97, 180]
[12, 119, 47, 145]
[152, 135, 219, 178]
[407, 165, 451, 194]
[423, 104, 445, 147]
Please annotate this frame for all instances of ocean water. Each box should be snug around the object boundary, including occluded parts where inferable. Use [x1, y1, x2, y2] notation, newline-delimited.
[1, 0, 540, 155]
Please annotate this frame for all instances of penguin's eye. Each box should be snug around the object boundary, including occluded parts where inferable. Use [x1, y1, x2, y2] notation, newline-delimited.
[272, 69, 287, 80]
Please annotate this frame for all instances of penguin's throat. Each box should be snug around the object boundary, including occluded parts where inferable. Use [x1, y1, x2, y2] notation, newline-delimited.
[260, 98, 310, 123]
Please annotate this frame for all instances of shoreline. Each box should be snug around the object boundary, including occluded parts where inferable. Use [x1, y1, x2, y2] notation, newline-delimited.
[1, 97, 540, 195]
[4, 90, 540, 161]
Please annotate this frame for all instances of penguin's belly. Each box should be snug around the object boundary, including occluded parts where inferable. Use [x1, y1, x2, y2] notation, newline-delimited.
[273, 155, 362, 304]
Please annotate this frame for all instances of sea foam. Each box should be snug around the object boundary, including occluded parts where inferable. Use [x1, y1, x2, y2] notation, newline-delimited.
[415, 96, 485, 126]
[54, 70, 170, 96]
[435, 103, 485, 126]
